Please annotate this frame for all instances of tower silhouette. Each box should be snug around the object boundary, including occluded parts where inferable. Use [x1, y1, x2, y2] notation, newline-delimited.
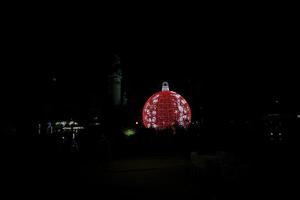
[108, 54, 122, 106]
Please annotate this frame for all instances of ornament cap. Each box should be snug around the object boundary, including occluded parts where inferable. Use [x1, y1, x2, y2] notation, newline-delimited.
[162, 81, 169, 91]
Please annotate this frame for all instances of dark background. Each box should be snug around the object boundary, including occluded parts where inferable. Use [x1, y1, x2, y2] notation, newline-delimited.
[2, 12, 299, 122]
[1, 6, 299, 199]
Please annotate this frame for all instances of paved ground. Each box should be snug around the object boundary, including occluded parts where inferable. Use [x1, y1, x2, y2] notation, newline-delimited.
[78, 154, 227, 199]
[77, 151, 297, 199]
[1, 149, 296, 199]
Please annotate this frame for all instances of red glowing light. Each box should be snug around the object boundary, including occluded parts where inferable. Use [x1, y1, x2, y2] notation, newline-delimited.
[142, 82, 192, 129]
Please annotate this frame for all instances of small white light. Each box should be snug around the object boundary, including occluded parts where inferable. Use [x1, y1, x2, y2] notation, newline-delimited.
[135, 121, 139, 125]
[279, 133, 282, 136]
[270, 132, 273, 136]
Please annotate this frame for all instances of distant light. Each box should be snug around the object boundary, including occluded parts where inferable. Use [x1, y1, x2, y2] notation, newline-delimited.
[73, 127, 84, 130]
[124, 128, 136, 137]
[38, 124, 41, 135]
[135, 121, 139, 125]
[55, 121, 65, 126]
[297, 115, 300, 119]
[62, 127, 84, 130]
[268, 113, 280, 117]
[270, 132, 273, 136]
[279, 133, 282, 136]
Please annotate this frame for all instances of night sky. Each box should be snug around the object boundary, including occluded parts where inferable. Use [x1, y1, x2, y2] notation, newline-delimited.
[1, 12, 299, 122]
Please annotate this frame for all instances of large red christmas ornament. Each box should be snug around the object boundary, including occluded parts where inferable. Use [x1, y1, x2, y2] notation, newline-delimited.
[143, 82, 192, 129]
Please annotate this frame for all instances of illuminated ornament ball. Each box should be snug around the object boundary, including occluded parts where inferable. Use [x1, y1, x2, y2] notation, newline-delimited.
[142, 82, 192, 130]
